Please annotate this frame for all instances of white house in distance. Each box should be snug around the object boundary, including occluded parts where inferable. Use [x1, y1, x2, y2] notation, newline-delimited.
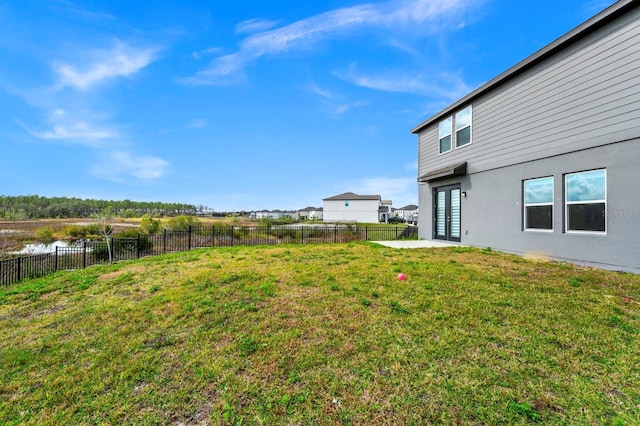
[394, 204, 419, 222]
[323, 192, 386, 223]
[251, 209, 287, 220]
[295, 207, 324, 221]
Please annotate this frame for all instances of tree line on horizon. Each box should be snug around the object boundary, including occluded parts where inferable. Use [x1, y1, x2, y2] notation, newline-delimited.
[0, 195, 215, 220]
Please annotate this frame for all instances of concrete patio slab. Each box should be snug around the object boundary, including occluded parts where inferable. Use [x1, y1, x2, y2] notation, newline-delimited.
[373, 240, 462, 249]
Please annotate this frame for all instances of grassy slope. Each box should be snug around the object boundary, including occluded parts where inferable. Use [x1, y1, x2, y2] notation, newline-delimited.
[0, 243, 639, 425]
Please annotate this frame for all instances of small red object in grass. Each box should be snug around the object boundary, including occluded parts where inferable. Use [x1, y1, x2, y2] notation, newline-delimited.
[397, 273, 406, 281]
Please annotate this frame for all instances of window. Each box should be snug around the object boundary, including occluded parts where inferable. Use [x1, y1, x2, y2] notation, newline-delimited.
[455, 106, 472, 148]
[565, 169, 606, 233]
[524, 176, 553, 230]
[345, 200, 349, 207]
[438, 106, 472, 154]
[439, 117, 452, 154]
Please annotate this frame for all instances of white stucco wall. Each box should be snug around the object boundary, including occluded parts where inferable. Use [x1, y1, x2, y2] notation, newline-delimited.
[323, 199, 380, 223]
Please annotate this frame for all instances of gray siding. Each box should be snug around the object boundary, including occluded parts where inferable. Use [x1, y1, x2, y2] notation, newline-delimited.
[418, 139, 640, 273]
[416, 6, 640, 273]
[418, 7, 640, 177]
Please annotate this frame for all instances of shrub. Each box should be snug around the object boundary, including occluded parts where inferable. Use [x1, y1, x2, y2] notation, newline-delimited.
[140, 214, 162, 234]
[116, 228, 142, 239]
[63, 224, 105, 239]
[35, 226, 55, 243]
[166, 215, 201, 231]
[270, 227, 299, 240]
[111, 228, 154, 253]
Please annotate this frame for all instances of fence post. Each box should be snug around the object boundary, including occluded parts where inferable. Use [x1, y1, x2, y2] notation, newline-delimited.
[188, 226, 192, 251]
[334, 226, 337, 243]
[17, 256, 21, 282]
[163, 229, 167, 254]
[83, 241, 87, 269]
[396, 226, 399, 239]
[110, 237, 114, 263]
[211, 226, 215, 247]
[301, 226, 304, 245]
[137, 234, 141, 258]
[55, 246, 58, 272]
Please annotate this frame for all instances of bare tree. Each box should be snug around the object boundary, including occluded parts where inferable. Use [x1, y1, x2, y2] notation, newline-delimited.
[95, 206, 115, 263]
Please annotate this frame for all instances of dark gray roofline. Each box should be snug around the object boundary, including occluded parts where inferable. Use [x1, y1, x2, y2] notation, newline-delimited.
[419, 162, 467, 182]
[411, 0, 639, 134]
[323, 192, 381, 201]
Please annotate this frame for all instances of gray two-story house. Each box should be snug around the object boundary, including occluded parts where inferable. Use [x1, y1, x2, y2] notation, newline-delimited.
[412, 0, 640, 273]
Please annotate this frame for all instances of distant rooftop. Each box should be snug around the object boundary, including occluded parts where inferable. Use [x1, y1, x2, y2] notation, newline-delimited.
[323, 192, 381, 201]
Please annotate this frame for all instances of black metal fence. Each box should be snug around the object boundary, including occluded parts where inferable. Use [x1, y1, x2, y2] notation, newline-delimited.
[0, 225, 418, 287]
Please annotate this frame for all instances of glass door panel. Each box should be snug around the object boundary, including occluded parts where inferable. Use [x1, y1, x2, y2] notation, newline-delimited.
[436, 191, 446, 237]
[450, 189, 460, 239]
[433, 185, 461, 242]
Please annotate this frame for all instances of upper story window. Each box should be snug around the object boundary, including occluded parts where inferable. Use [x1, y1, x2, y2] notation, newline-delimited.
[455, 106, 472, 148]
[438, 117, 452, 154]
[438, 105, 472, 154]
[565, 169, 606, 233]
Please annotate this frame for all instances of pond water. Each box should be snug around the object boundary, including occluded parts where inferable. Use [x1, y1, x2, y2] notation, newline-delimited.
[12, 240, 81, 255]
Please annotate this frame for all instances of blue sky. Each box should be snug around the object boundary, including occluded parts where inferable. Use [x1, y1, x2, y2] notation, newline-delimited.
[0, 0, 616, 211]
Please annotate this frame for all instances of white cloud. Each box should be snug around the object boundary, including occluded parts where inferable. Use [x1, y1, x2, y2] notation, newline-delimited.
[184, 53, 248, 85]
[128, 155, 169, 180]
[336, 65, 472, 99]
[235, 18, 280, 34]
[187, 118, 208, 128]
[53, 41, 159, 91]
[308, 82, 334, 99]
[91, 150, 169, 182]
[21, 108, 118, 146]
[334, 101, 367, 115]
[21, 109, 169, 183]
[191, 47, 224, 60]
[52, 0, 116, 21]
[339, 176, 418, 206]
[185, 0, 474, 86]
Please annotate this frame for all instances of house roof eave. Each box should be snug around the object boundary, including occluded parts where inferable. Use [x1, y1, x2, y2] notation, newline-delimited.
[410, 0, 639, 135]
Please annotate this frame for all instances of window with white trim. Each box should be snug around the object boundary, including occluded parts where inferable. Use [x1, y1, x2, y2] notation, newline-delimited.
[524, 176, 553, 230]
[438, 105, 472, 154]
[455, 106, 472, 148]
[565, 169, 606, 233]
[438, 117, 452, 154]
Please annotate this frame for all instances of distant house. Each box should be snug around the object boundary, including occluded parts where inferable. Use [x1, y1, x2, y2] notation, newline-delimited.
[252, 209, 285, 220]
[252, 210, 269, 219]
[411, 0, 640, 273]
[268, 210, 286, 219]
[395, 204, 419, 222]
[323, 192, 384, 223]
[296, 207, 323, 221]
[379, 200, 393, 223]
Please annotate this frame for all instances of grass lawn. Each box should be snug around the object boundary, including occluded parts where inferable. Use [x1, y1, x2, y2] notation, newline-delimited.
[1, 243, 639, 424]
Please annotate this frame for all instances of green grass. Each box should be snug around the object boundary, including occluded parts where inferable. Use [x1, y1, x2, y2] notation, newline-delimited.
[1, 242, 639, 425]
